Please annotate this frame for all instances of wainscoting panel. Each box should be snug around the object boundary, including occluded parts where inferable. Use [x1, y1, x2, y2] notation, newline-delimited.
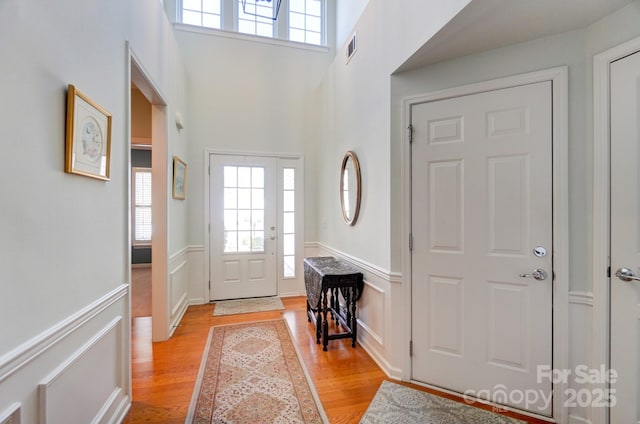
[0, 403, 20, 424]
[306, 242, 402, 378]
[38, 318, 126, 424]
[169, 248, 190, 335]
[357, 281, 385, 346]
[0, 285, 130, 424]
[568, 291, 594, 424]
[187, 246, 205, 305]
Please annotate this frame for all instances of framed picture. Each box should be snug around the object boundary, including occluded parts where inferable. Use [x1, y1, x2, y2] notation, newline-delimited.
[173, 156, 187, 199]
[65, 84, 112, 180]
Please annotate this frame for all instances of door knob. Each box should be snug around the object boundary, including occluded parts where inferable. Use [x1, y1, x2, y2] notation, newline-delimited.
[519, 268, 548, 281]
[615, 267, 640, 283]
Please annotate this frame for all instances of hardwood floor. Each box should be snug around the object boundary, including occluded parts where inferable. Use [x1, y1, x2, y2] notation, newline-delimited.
[131, 267, 151, 318]
[123, 297, 550, 423]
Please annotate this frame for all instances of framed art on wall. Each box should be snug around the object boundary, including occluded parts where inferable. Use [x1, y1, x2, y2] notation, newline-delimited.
[173, 156, 187, 199]
[65, 84, 112, 180]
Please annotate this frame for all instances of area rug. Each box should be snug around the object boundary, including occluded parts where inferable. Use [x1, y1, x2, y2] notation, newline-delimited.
[213, 297, 285, 316]
[186, 319, 328, 423]
[360, 381, 524, 424]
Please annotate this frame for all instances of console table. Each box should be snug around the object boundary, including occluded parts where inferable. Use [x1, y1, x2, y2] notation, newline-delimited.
[303, 256, 364, 351]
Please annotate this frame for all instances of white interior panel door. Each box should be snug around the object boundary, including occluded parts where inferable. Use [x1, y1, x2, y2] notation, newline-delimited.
[610, 49, 640, 424]
[210, 154, 277, 300]
[411, 81, 553, 415]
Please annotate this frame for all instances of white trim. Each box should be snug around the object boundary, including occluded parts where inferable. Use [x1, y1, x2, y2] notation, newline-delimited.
[308, 241, 402, 284]
[0, 403, 21, 424]
[569, 291, 595, 307]
[0, 285, 128, 383]
[38, 318, 126, 424]
[402, 66, 570, 422]
[592, 34, 640, 424]
[174, 23, 329, 52]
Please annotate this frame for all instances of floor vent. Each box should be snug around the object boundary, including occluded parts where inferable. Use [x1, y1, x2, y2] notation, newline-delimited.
[346, 33, 357, 63]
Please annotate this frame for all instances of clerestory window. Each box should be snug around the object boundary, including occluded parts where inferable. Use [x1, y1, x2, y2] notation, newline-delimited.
[179, 0, 325, 46]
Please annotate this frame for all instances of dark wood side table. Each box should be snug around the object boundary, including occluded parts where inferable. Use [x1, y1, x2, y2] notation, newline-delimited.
[303, 256, 364, 351]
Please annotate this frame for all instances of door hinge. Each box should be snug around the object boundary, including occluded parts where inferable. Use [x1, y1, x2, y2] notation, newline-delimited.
[208, 165, 210, 176]
[208, 280, 211, 290]
[409, 233, 413, 251]
[607, 266, 611, 278]
[407, 124, 413, 143]
[409, 340, 413, 356]
[208, 223, 210, 233]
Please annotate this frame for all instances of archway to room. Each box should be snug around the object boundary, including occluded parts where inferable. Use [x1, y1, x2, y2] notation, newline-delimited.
[129, 53, 170, 342]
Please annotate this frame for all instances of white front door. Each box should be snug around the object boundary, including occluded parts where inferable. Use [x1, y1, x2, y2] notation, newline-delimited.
[610, 49, 640, 423]
[209, 154, 277, 300]
[411, 81, 553, 415]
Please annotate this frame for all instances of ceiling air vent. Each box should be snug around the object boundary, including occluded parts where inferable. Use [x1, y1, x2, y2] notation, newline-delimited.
[346, 33, 357, 63]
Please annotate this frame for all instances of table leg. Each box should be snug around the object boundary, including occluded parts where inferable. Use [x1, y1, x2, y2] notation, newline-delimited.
[322, 289, 329, 351]
[350, 287, 357, 348]
[315, 299, 322, 344]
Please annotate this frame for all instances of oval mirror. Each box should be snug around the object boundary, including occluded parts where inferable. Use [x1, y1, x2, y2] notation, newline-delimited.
[340, 151, 361, 225]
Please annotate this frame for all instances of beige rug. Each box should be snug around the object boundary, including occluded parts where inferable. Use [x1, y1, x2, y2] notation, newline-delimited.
[186, 319, 328, 423]
[360, 381, 524, 424]
[212, 297, 285, 316]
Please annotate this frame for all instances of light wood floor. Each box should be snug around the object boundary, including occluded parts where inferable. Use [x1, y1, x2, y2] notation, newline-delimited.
[131, 267, 151, 318]
[123, 296, 549, 423]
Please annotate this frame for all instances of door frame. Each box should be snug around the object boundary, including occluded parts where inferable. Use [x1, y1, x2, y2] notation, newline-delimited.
[203, 149, 305, 302]
[401, 67, 569, 422]
[127, 46, 171, 342]
[592, 35, 640, 424]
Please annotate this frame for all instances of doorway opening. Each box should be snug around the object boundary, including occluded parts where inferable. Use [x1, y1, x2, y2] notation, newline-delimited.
[129, 52, 170, 342]
[130, 86, 152, 319]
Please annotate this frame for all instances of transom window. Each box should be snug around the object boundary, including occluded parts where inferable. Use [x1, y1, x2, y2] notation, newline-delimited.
[179, 0, 326, 46]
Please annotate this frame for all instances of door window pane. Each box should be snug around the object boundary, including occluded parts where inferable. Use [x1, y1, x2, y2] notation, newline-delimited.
[252, 231, 264, 250]
[223, 165, 266, 253]
[224, 210, 237, 231]
[282, 167, 296, 277]
[283, 234, 295, 256]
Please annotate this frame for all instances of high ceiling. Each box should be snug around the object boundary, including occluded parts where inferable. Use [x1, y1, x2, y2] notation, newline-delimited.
[396, 0, 634, 73]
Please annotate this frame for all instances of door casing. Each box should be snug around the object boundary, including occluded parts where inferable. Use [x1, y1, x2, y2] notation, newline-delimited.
[401, 67, 569, 422]
[203, 149, 305, 302]
[593, 35, 640, 424]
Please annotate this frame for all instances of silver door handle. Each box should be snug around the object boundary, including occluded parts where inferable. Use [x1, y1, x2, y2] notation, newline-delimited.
[519, 268, 547, 281]
[269, 235, 276, 240]
[615, 267, 640, 283]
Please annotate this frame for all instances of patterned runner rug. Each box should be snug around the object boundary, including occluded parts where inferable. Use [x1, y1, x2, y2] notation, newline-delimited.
[360, 381, 524, 424]
[186, 319, 328, 423]
[212, 297, 285, 316]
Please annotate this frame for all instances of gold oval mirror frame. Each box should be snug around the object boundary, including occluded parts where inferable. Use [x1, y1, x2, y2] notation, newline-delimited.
[340, 151, 361, 226]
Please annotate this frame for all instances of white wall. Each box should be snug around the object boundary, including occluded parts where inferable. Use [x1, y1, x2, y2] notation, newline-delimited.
[315, 0, 471, 274]
[174, 29, 335, 247]
[0, 0, 188, 421]
[335, 0, 369, 47]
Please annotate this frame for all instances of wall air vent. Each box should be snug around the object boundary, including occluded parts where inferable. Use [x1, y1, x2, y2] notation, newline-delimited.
[346, 33, 357, 63]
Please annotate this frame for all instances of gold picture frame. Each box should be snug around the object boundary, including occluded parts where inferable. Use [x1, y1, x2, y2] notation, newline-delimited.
[65, 84, 112, 180]
[173, 156, 187, 200]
